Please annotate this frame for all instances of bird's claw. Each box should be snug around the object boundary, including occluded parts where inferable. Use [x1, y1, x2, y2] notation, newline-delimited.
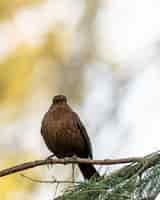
[72, 155, 78, 160]
[46, 154, 55, 161]
[63, 155, 78, 164]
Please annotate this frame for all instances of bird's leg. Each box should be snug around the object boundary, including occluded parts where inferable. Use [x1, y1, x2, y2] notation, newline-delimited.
[45, 154, 55, 169]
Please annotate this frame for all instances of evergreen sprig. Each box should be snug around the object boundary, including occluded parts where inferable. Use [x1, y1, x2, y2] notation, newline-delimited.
[57, 151, 160, 200]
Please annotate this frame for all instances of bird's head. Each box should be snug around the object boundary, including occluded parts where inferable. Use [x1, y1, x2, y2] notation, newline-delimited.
[52, 95, 67, 105]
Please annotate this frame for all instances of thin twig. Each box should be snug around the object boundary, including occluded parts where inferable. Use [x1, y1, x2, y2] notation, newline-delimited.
[20, 174, 81, 184]
[0, 156, 142, 178]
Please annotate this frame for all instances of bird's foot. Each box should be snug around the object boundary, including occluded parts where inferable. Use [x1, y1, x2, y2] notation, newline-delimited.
[63, 155, 78, 165]
[71, 155, 78, 161]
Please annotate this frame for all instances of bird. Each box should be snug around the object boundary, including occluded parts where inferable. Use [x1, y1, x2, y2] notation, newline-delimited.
[41, 94, 99, 179]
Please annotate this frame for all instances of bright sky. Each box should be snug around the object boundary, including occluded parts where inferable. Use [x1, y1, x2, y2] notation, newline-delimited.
[98, 0, 160, 63]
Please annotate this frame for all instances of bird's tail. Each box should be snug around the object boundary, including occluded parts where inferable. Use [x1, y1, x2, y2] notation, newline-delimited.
[78, 163, 100, 180]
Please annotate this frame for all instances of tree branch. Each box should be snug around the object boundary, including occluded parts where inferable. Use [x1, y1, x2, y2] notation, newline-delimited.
[0, 156, 142, 178]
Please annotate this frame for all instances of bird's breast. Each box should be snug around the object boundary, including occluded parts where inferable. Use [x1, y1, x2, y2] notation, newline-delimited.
[41, 107, 88, 158]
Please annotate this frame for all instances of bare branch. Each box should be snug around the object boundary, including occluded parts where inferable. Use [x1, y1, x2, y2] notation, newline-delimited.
[0, 156, 142, 178]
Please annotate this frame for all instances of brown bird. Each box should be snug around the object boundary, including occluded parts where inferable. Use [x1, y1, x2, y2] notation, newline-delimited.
[41, 94, 99, 179]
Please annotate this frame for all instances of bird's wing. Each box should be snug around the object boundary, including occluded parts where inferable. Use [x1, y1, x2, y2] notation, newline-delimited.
[41, 113, 54, 153]
[73, 113, 93, 159]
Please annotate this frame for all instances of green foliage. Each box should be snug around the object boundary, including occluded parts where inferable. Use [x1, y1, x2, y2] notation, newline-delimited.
[56, 152, 160, 200]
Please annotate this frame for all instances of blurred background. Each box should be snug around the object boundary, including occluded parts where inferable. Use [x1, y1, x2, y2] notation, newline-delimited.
[0, 0, 160, 199]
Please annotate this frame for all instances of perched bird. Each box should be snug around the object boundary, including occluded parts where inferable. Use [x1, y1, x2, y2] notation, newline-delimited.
[41, 94, 99, 179]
